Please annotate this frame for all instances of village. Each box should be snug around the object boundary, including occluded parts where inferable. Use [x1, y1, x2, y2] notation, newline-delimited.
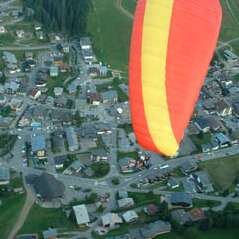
[1, 0, 239, 239]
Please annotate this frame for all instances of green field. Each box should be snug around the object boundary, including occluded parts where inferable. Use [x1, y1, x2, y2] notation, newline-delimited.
[122, 0, 136, 14]
[156, 228, 239, 239]
[19, 204, 76, 237]
[0, 193, 26, 239]
[87, 0, 132, 72]
[200, 155, 239, 192]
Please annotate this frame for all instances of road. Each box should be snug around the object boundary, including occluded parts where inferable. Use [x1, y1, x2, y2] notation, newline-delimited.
[115, 0, 133, 20]
[7, 178, 35, 239]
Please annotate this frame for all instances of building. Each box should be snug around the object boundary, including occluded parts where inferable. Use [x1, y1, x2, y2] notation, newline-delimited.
[87, 92, 102, 105]
[50, 65, 59, 77]
[73, 204, 90, 227]
[101, 213, 123, 228]
[167, 177, 180, 189]
[80, 37, 92, 50]
[129, 220, 171, 239]
[0, 167, 10, 185]
[194, 117, 210, 132]
[90, 148, 108, 161]
[0, 26, 6, 33]
[170, 192, 192, 208]
[31, 133, 46, 158]
[30, 88, 41, 100]
[42, 228, 57, 239]
[54, 87, 63, 97]
[171, 209, 191, 225]
[122, 210, 138, 223]
[102, 90, 118, 104]
[65, 127, 79, 152]
[118, 198, 135, 209]
[216, 99, 232, 116]
[144, 204, 159, 216]
[213, 132, 230, 148]
[180, 161, 198, 175]
[189, 208, 206, 222]
[30, 173, 65, 201]
[119, 157, 136, 173]
[54, 155, 67, 169]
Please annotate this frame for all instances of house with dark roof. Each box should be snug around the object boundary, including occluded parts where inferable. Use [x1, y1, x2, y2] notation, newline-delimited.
[32, 173, 65, 201]
[180, 161, 198, 175]
[129, 220, 171, 239]
[171, 209, 191, 225]
[90, 148, 109, 161]
[194, 117, 210, 132]
[170, 192, 192, 208]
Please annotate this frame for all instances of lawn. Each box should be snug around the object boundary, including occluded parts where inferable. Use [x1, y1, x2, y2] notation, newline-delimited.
[87, 0, 133, 72]
[0, 33, 15, 46]
[193, 198, 221, 208]
[122, 0, 136, 14]
[128, 191, 162, 207]
[200, 154, 239, 192]
[156, 228, 239, 239]
[219, 0, 239, 42]
[0, 193, 26, 239]
[19, 204, 76, 237]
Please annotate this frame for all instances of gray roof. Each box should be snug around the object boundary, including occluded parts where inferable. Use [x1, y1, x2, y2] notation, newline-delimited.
[43, 228, 57, 239]
[80, 37, 91, 46]
[170, 192, 192, 206]
[73, 204, 90, 225]
[65, 127, 79, 148]
[31, 134, 46, 152]
[102, 90, 117, 101]
[129, 220, 171, 239]
[32, 173, 65, 199]
[171, 209, 191, 225]
[0, 167, 10, 182]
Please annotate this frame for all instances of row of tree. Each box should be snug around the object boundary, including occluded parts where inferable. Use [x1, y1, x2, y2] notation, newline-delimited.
[23, 0, 92, 35]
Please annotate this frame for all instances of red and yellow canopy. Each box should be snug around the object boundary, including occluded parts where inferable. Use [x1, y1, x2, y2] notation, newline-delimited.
[129, 0, 222, 156]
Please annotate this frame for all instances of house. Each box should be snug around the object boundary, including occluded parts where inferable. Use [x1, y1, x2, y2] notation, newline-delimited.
[82, 48, 95, 62]
[122, 210, 138, 223]
[31, 173, 65, 201]
[180, 161, 198, 175]
[213, 132, 230, 148]
[42, 228, 57, 239]
[201, 143, 212, 153]
[118, 198, 134, 209]
[30, 88, 41, 100]
[87, 92, 102, 105]
[54, 155, 67, 169]
[216, 99, 232, 116]
[0, 26, 6, 33]
[232, 101, 239, 117]
[190, 171, 214, 193]
[31, 133, 46, 158]
[194, 117, 210, 132]
[65, 127, 79, 151]
[73, 204, 90, 227]
[144, 204, 159, 216]
[90, 148, 108, 161]
[189, 208, 206, 222]
[118, 191, 128, 199]
[50, 65, 59, 77]
[101, 90, 118, 104]
[54, 87, 63, 97]
[129, 220, 171, 239]
[16, 30, 25, 38]
[230, 129, 239, 144]
[170, 192, 192, 208]
[101, 213, 123, 228]
[171, 209, 191, 225]
[167, 177, 180, 189]
[80, 37, 92, 50]
[119, 157, 136, 173]
[0, 167, 10, 185]
[9, 98, 23, 111]
[206, 116, 221, 131]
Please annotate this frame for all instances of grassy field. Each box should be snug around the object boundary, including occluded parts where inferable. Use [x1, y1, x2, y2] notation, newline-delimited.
[0, 194, 26, 239]
[87, 0, 132, 72]
[19, 204, 76, 237]
[157, 228, 239, 239]
[122, 0, 136, 14]
[200, 155, 239, 192]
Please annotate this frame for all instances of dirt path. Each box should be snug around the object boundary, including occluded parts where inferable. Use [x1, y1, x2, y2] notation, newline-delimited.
[115, 0, 133, 20]
[7, 179, 35, 239]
